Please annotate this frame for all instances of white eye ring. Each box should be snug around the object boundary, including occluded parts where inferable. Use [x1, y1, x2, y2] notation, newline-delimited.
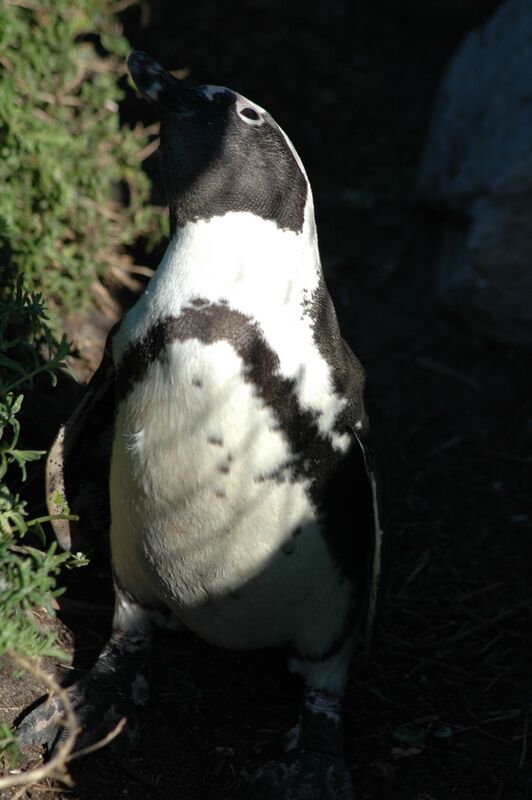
[235, 97, 264, 126]
[241, 106, 259, 119]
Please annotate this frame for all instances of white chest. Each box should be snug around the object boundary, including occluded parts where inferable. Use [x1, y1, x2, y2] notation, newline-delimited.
[110, 336, 348, 647]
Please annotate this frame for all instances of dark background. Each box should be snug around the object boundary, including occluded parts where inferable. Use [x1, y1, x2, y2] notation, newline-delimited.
[18, 2, 532, 798]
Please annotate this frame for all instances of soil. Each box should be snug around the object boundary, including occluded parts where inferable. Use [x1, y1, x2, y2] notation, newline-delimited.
[2, 1, 532, 799]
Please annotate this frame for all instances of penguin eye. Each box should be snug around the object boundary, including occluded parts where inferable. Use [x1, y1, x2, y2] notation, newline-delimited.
[240, 107, 259, 120]
[237, 105, 263, 126]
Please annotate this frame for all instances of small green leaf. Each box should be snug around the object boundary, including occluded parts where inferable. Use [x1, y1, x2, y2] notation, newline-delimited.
[431, 723, 453, 741]
[392, 722, 428, 746]
[67, 551, 90, 569]
[0, 721, 21, 769]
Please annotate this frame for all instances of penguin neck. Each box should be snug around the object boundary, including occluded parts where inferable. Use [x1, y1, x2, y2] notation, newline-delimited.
[139, 206, 322, 326]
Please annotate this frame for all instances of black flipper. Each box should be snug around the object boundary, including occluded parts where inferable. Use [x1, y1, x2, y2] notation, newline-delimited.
[306, 278, 388, 651]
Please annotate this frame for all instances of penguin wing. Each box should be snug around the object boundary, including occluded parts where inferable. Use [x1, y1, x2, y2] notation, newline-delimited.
[46, 327, 117, 553]
[306, 280, 387, 646]
[337, 338, 387, 652]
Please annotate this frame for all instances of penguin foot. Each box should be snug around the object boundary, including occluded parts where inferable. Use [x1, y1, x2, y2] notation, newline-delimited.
[245, 749, 353, 799]
[17, 671, 145, 756]
[17, 630, 150, 757]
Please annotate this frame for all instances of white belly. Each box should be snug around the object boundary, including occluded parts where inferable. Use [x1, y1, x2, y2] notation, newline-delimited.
[110, 338, 350, 652]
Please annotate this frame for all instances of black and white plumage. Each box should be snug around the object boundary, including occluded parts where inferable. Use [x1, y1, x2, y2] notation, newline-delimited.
[20, 52, 385, 798]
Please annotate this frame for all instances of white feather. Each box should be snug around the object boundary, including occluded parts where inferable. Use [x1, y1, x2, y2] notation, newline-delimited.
[113, 205, 348, 450]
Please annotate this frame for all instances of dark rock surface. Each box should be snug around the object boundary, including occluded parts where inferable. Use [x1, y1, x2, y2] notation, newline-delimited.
[418, 0, 532, 343]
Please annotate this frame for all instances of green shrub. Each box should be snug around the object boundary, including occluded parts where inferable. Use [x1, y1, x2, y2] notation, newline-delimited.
[0, 0, 165, 322]
[0, 279, 73, 662]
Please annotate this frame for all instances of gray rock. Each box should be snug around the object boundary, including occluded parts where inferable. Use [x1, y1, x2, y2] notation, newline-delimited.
[417, 0, 532, 344]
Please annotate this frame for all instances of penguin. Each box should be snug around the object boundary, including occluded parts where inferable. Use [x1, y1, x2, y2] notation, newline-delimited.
[18, 51, 386, 799]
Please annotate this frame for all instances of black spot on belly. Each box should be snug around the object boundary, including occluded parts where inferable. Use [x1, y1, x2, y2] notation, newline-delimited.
[218, 464, 230, 474]
[214, 489, 226, 498]
[192, 377, 202, 387]
[254, 467, 288, 484]
[207, 436, 224, 446]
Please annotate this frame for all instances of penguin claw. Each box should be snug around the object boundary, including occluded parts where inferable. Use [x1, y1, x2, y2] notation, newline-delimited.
[17, 677, 140, 757]
[17, 693, 66, 751]
[245, 750, 354, 800]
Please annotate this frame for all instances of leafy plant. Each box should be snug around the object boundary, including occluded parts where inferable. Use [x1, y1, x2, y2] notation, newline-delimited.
[0, 0, 166, 324]
[0, 279, 76, 664]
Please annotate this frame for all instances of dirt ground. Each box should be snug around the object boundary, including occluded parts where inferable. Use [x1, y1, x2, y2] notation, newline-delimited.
[3, 1, 532, 798]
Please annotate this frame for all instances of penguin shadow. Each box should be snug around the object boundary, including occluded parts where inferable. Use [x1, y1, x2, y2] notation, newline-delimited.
[69, 652, 299, 800]
[53, 552, 322, 800]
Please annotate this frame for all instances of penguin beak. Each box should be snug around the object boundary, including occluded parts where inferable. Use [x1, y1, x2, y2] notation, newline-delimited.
[127, 51, 199, 113]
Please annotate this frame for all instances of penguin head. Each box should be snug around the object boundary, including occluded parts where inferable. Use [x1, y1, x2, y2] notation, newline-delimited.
[128, 51, 309, 235]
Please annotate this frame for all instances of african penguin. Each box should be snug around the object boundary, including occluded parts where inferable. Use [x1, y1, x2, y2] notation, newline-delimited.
[19, 51, 385, 799]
